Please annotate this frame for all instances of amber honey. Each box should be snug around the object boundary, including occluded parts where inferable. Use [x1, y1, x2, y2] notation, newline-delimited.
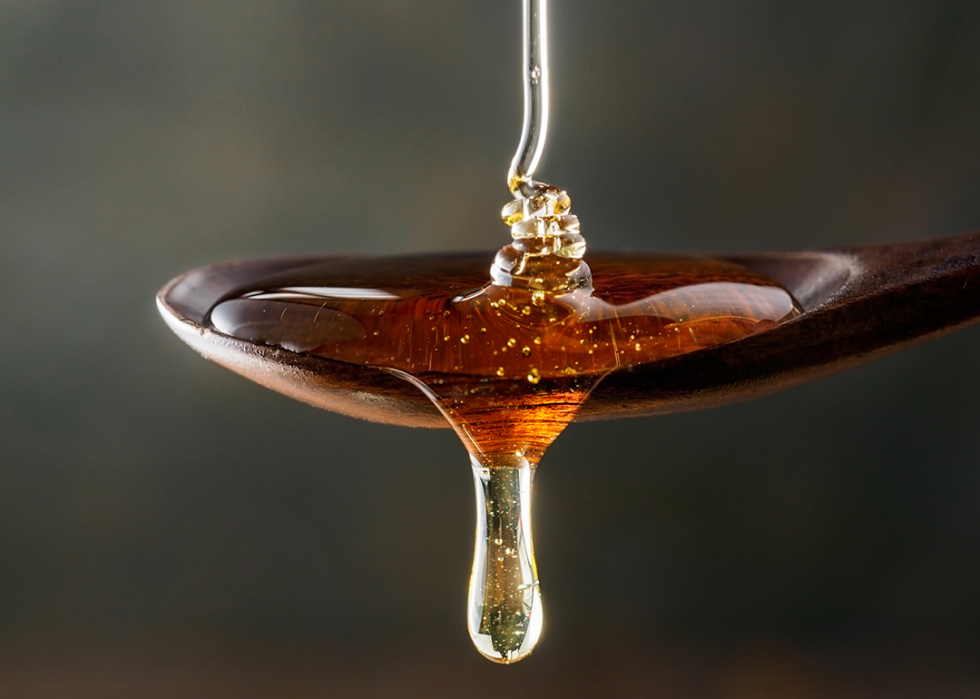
[208, 253, 799, 458]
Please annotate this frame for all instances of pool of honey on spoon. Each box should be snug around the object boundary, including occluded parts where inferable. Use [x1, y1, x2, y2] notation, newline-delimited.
[208, 253, 801, 458]
[203, 183, 802, 663]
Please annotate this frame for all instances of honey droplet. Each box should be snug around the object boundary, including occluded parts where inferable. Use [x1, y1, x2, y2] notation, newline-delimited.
[468, 458, 541, 663]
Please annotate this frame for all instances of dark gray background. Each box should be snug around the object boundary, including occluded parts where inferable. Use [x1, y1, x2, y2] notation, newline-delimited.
[3, 1, 980, 696]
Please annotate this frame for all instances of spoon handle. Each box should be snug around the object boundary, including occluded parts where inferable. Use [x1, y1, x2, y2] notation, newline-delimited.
[584, 230, 980, 419]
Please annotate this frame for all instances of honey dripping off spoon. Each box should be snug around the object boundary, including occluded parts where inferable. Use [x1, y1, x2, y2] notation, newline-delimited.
[201, 0, 800, 664]
[156, 0, 980, 665]
[197, 204, 801, 665]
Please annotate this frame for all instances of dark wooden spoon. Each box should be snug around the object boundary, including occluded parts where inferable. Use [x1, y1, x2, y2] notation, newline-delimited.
[157, 231, 980, 428]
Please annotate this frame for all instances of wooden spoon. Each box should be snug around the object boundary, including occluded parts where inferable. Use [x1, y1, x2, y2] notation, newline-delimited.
[157, 231, 980, 428]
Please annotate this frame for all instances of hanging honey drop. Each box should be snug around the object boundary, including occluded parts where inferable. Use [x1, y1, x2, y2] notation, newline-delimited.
[206, 245, 800, 663]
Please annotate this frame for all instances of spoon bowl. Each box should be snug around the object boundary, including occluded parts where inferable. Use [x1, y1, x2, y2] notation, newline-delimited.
[157, 231, 980, 427]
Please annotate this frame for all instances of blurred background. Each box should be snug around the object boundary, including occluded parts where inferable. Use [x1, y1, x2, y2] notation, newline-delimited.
[3, 0, 980, 696]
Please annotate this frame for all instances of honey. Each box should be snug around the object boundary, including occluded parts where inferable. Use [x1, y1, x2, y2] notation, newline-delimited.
[186, 0, 803, 665]
[206, 247, 800, 662]
[209, 253, 798, 453]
